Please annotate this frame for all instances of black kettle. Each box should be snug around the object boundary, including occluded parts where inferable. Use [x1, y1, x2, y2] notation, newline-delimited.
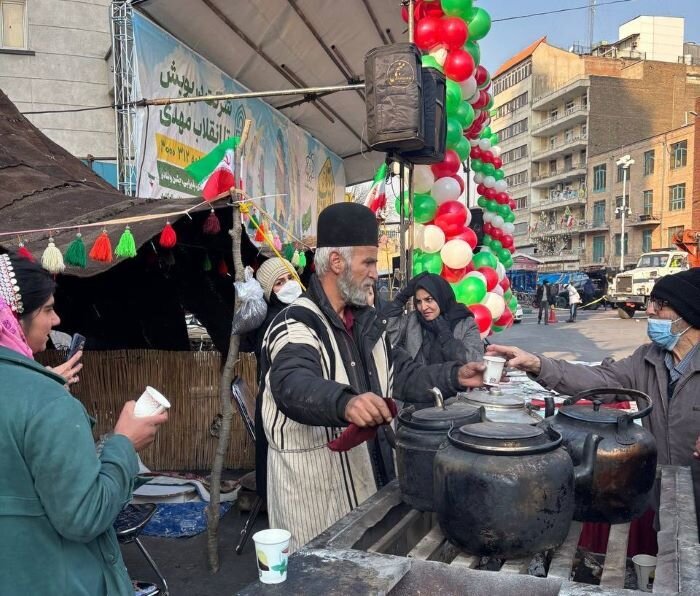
[541, 388, 657, 523]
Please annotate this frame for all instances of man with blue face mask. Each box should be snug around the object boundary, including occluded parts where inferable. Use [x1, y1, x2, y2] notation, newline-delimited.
[486, 268, 700, 533]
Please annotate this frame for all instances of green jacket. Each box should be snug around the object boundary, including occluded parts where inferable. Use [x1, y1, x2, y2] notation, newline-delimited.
[0, 347, 138, 595]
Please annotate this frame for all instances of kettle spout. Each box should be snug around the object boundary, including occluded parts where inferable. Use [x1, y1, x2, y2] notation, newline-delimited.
[574, 433, 603, 488]
[544, 396, 556, 418]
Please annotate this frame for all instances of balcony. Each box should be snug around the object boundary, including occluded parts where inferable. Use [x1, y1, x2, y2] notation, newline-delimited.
[530, 221, 589, 239]
[530, 189, 587, 213]
[626, 213, 661, 226]
[531, 163, 587, 188]
[533, 76, 591, 110]
[531, 105, 589, 137]
[531, 134, 588, 161]
[581, 220, 610, 232]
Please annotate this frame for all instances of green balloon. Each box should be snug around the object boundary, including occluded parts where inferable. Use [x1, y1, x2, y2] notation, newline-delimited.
[452, 276, 487, 305]
[486, 95, 495, 111]
[504, 289, 513, 301]
[498, 248, 511, 263]
[481, 127, 492, 138]
[477, 196, 488, 208]
[486, 200, 498, 212]
[491, 240, 503, 252]
[422, 55, 443, 73]
[482, 234, 493, 246]
[471, 158, 483, 173]
[472, 251, 498, 270]
[468, 7, 492, 41]
[446, 117, 463, 148]
[479, 72, 492, 90]
[494, 169, 505, 181]
[446, 79, 463, 114]
[414, 193, 438, 224]
[490, 133, 500, 145]
[482, 163, 496, 177]
[504, 211, 516, 223]
[465, 40, 481, 66]
[509, 295, 518, 310]
[455, 136, 471, 161]
[422, 252, 443, 275]
[455, 101, 474, 129]
[504, 256, 514, 269]
[492, 324, 506, 333]
[395, 193, 411, 216]
[441, 0, 473, 18]
[497, 204, 511, 218]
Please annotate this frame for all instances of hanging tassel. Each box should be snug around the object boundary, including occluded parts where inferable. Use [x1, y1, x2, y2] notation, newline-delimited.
[273, 233, 282, 252]
[159, 221, 177, 249]
[115, 226, 137, 258]
[297, 251, 307, 271]
[89, 230, 113, 263]
[41, 237, 65, 274]
[282, 243, 295, 261]
[203, 253, 212, 272]
[17, 241, 35, 262]
[217, 258, 229, 277]
[64, 232, 87, 268]
[202, 209, 221, 235]
[291, 250, 300, 267]
[254, 222, 266, 243]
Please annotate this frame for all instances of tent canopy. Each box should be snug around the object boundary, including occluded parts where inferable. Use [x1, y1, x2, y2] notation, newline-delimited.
[133, 0, 406, 184]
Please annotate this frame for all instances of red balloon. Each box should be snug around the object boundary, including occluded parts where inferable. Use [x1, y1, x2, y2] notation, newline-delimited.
[482, 222, 493, 236]
[491, 227, 503, 241]
[415, 17, 442, 50]
[418, 0, 444, 20]
[496, 192, 509, 204]
[501, 235, 514, 249]
[471, 89, 490, 110]
[508, 199, 517, 210]
[401, 5, 408, 22]
[431, 149, 461, 178]
[475, 65, 489, 87]
[484, 187, 497, 200]
[447, 226, 478, 249]
[492, 157, 503, 169]
[470, 303, 493, 333]
[441, 264, 468, 283]
[481, 152, 493, 164]
[434, 200, 468, 236]
[451, 175, 465, 193]
[478, 266, 499, 292]
[509, 246, 516, 254]
[470, 146, 483, 160]
[499, 277, 511, 292]
[476, 183, 487, 196]
[495, 308, 514, 327]
[443, 49, 475, 82]
[441, 17, 468, 50]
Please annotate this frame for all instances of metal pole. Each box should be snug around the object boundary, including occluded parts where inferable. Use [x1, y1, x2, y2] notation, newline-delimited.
[407, 0, 415, 43]
[620, 167, 627, 272]
[142, 84, 365, 107]
[399, 161, 406, 287]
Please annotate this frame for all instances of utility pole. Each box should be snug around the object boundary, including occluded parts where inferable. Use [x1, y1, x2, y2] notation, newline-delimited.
[616, 154, 634, 271]
[587, 0, 597, 51]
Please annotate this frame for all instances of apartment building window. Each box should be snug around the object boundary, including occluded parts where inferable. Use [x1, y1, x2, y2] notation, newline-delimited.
[549, 136, 557, 149]
[593, 164, 607, 192]
[501, 144, 528, 165]
[505, 170, 529, 187]
[581, 123, 587, 137]
[616, 163, 631, 183]
[671, 140, 687, 169]
[550, 108, 558, 120]
[548, 159, 557, 175]
[614, 233, 629, 257]
[565, 100, 575, 113]
[642, 190, 653, 215]
[643, 150, 654, 175]
[614, 195, 629, 219]
[593, 200, 606, 226]
[565, 129, 574, 143]
[514, 196, 528, 210]
[492, 60, 532, 95]
[496, 92, 528, 118]
[496, 118, 528, 141]
[642, 229, 653, 253]
[514, 222, 528, 236]
[667, 226, 684, 246]
[593, 236, 605, 262]
[0, 0, 26, 49]
[668, 183, 686, 210]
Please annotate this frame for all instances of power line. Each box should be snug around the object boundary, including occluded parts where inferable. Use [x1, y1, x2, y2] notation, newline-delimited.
[21, 102, 138, 115]
[493, 0, 635, 23]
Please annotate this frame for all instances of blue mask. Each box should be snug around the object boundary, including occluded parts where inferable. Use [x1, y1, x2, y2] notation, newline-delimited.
[647, 318, 688, 351]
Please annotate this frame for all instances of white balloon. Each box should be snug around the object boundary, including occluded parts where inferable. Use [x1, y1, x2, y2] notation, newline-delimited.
[421, 225, 446, 254]
[459, 76, 478, 100]
[496, 262, 507, 281]
[478, 138, 491, 151]
[468, 89, 481, 103]
[431, 177, 461, 204]
[482, 211, 494, 223]
[412, 223, 425, 250]
[414, 165, 435, 194]
[430, 48, 448, 67]
[502, 222, 515, 235]
[473, 172, 485, 184]
[441, 239, 473, 269]
[491, 145, 502, 157]
[483, 292, 506, 320]
[492, 215, 505, 228]
[469, 138, 480, 148]
[494, 180, 508, 193]
[492, 285, 504, 296]
[483, 176, 496, 188]
[466, 271, 486, 285]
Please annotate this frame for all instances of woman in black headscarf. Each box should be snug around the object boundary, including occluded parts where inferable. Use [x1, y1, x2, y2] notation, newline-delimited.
[385, 272, 484, 365]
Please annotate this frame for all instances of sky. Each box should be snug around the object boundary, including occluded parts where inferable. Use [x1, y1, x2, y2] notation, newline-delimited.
[478, 0, 700, 74]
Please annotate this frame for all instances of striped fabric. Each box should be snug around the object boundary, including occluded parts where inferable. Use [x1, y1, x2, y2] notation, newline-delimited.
[261, 297, 394, 552]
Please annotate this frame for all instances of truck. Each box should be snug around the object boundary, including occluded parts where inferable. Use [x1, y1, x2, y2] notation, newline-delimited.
[609, 249, 689, 318]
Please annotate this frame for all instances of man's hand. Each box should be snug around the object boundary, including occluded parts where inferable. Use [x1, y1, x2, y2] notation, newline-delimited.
[694, 435, 700, 460]
[114, 401, 169, 451]
[344, 392, 393, 428]
[486, 344, 542, 375]
[457, 362, 486, 388]
[48, 350, 83, 386]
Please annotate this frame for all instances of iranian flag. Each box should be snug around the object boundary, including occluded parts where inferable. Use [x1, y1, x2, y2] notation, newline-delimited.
[365, 162, 388, 214]
[185, 136, 240, 201]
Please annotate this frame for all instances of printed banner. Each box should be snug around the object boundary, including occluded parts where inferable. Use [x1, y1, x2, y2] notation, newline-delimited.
[132, 13, 346, 244]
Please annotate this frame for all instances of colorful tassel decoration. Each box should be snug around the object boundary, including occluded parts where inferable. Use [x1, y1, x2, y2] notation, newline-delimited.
[159, 221, 177, 248]
[115, 226, 137, 258]
[203, 253, 212, 272]
[297, 251, 307, 271]
[41, 237, 65, 274]
[64, 233, 87, 268]
[89, 230, 113, 263]
[17, 241, 35, 262]
[282, 243, 295, 261]
[254, 222, 266, 243]
[273, 233, 282, 252]
[202, 209, 221, 235]
[217, 258, 229, 277]
[291, 250, 300, 267]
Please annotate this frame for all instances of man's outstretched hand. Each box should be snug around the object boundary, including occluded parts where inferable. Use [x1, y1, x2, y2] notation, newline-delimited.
[457, 362, 486, 388]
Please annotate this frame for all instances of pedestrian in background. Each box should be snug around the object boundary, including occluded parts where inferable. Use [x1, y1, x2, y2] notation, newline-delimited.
[536, 281, 550, 325]
[567, 282, 581, 323]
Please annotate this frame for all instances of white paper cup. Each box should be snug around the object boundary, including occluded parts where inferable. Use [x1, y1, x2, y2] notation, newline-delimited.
[134, 386, 171, 417]
[483, 356, 506, 386]
[253, 528, 291, 584]
[632, 554, 656, 592]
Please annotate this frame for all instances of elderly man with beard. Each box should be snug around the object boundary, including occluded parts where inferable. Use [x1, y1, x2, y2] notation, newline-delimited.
[258, 203, 485, 551]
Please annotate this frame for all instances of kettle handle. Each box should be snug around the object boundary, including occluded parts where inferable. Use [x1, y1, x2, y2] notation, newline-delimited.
[566, 388, 653, 422]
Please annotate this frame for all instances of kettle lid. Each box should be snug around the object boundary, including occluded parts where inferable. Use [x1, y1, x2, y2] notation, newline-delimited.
[402, 402, 482, 430]
[448, 421, 562, 455]
[460, 391, 527, 410]
[558, 401, 631, 424]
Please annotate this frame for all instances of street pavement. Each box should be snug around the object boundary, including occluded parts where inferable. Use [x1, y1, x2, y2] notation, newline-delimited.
[122, 306, 650, 594]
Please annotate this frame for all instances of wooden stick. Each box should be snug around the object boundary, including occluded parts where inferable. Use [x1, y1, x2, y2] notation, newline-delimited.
[207, 119, 252, 572]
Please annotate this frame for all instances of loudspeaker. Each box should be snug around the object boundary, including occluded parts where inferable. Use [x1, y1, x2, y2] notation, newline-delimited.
[398, 67, 446, 164]
[469, 208, 485, 246]
[365, 43, 425, 153]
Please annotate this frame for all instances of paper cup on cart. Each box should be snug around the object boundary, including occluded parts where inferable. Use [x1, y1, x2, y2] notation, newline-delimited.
[632, 554, 656, 592]
[483, 356, 506, 386]
[253, 529, 291, 584]
[134, 386, 171, 417]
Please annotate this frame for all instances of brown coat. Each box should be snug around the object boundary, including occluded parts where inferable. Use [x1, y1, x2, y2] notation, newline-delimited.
[534, 343, 700, 521]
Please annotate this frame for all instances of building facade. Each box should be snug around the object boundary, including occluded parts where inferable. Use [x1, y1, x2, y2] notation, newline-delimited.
[0, 0, 117, 185]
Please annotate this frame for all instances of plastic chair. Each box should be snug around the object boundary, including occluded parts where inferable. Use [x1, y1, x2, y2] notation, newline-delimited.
[231, 377, 264, 555]
[114, 503, 169, 595]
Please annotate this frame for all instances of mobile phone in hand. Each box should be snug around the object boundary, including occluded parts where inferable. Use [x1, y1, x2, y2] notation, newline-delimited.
[66, 333, 86, 361]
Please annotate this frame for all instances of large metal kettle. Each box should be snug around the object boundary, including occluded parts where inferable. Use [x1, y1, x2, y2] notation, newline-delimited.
[541, 388, 657, 523]
[454, 390, 544, 425]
